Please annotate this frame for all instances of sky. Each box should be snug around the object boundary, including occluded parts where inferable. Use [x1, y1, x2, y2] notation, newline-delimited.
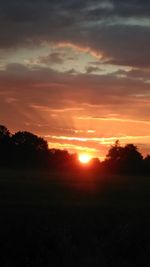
[0, 0, 150, 159]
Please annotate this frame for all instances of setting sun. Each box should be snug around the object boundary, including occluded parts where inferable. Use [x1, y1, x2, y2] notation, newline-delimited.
[78, 154, 92, 164]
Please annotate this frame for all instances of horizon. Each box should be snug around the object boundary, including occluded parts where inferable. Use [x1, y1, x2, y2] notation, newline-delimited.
[1, 123, 149, 163]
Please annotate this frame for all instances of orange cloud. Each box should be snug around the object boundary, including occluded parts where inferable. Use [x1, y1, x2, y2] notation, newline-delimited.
[78, 116, 150, 125]
[57, 42, 103, 59]
[48, 142, 98, 153]
[47, 134, 150, 145]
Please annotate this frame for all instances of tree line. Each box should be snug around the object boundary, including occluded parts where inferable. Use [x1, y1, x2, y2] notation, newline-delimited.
[0, 125, 150, 174]
[0, 125, 77, 170]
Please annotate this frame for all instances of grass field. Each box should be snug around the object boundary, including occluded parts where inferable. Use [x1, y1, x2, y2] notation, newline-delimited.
[1, 168, 150, 266]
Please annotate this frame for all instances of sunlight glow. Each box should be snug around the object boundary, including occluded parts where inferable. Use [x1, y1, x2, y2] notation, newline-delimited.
[78, 154, 92, 164]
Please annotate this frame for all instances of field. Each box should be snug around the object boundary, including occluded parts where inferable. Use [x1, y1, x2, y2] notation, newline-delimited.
[1, 168, 150, 267]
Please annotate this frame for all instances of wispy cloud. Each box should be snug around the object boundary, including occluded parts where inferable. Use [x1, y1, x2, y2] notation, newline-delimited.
[78, 116, 150, 126]
[47, 135, 150, 144]
[48, 142, 98, 153]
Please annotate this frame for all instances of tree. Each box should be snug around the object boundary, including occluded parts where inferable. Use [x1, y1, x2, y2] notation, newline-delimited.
[121, 144, 143, 162]
[0, 125, 11, 166]
[106, 140, 122, 162]
[104, 140, 122, 172]
[120, 144, 143, 173]
[144, 155, 150, 174]
[105, 141, 143, 174]
[0, 125, 10, 140]
[11, 131, 49, 167]
[12, 131, 48, 151]
[48, 149, 74, 170]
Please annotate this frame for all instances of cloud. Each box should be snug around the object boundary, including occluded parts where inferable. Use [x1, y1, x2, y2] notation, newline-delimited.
[0, 63, 149, 133]
[48, 134, 150, 144]
[5, 63, 29, 73]
[86, 65, 101, 74]
[1, 62, 150, 96]
[48, 142, 98, 153]
[86, 0, 150, 19]
[1, 0, 150, 68]
[0, 62, 149, 157]
[38, 52, 65, 65]
[1, 63, 150, 103]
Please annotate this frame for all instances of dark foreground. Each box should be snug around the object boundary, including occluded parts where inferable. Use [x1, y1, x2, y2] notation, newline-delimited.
[1, 169, 150, 267]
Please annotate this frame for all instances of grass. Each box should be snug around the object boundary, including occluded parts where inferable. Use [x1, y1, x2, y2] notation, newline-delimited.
[1, 168, 150, 266]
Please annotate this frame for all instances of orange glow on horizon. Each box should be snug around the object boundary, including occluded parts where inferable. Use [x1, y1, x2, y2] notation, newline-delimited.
[78, 154, 92, 164]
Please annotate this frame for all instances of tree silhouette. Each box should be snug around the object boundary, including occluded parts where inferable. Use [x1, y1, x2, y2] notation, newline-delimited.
[144, 155, 150, 174]
[0, 125, 11, 166]
[105, 140, 122, 172]
[120, 144, 143, 173]
[0, 125, 10, 140]
[0, 124, 149, 174]
[106, 140, 122, 162]
[48, 149, 77, 170]
[11, 131, 49, 168]
[105, 141, 143, 174]
[12, 131, 48, 151]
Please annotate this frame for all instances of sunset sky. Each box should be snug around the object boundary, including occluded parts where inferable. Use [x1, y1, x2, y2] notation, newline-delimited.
[0, 0, 150, 159]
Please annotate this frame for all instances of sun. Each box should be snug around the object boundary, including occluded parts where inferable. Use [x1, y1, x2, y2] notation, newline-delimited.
[78, 154, 92, 164]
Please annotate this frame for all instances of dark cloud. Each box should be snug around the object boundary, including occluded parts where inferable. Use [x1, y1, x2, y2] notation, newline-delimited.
[0, 63, 149, 116]
[85, 24, 150, 68]
[38, 52, 65, 64]
[115, 69, 150, 81]
[86, 0, 150, 19]
[5, 63, 29, 73]
[111, 0, 150, 18]
[86, 65, 101, 74]
[0, 0, 150, 68]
